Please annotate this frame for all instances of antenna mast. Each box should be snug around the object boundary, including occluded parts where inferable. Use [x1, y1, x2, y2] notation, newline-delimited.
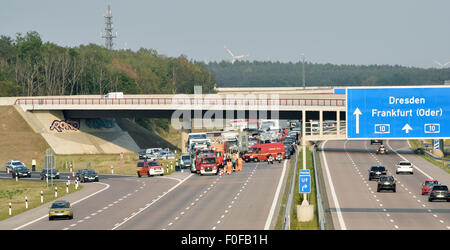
[101, 5, 117, 50]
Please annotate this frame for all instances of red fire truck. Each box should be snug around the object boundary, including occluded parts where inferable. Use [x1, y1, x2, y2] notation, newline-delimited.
[198, 156, 218, 175]
[244, 142, 285, 163]
[136, 160, 164, 177]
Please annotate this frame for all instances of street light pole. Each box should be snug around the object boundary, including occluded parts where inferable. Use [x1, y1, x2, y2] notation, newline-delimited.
[301, 54, 306, 89]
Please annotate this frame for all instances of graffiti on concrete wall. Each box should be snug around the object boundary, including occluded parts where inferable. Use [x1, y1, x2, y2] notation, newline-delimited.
[50, 120, 80, 132]
[86, 119, 115, 129]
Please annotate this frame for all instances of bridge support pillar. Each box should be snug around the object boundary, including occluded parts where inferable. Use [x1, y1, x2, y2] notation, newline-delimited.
[337, 111, 340, 135]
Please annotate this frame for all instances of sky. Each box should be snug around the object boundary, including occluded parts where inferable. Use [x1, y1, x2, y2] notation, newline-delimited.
[1, 0, 450, 68]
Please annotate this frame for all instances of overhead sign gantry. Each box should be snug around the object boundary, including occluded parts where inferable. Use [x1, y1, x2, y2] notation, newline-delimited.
[346, 86, 450, 139]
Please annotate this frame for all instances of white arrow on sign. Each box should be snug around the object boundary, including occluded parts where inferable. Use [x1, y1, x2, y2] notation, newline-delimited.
[402, 123, 413, 134]
[353, 108, 362, 134]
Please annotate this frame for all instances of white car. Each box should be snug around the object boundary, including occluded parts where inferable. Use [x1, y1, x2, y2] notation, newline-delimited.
[395, 161, 414, 174]
[6, 160, 26, 171]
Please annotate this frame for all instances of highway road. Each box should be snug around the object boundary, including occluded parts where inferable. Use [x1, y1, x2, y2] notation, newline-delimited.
[2, 160, 286, 230]
[320, 139, 450, 230]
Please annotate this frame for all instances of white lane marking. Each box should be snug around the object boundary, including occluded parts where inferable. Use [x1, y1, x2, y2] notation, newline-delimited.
[264, 160, 287, 230]
[386, 140, 433, 179]
[321, 140, 347, 230]
[13, 182, 110, 230]
[112, 174, 194, 230]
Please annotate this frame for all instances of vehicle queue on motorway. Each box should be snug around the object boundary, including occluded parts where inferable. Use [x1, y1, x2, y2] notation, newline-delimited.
[2, 119, 449, 224]
[367, 140, 449, 201]
[136, 119, 298, 178]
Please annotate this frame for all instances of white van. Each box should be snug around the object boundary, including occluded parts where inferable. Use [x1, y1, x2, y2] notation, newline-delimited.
[260, 120, 280, 131]
[311, 121, 319, 133]
[103, 92, 124, 98]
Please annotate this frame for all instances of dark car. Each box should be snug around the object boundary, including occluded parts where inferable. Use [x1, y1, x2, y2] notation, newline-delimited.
[368, 166, 387, 181]
[75, 169, 88, 180]
[422, 180, 439, 195]
[40, 168, 60, 180]
[77, 169, 99, 182]
[428, 184, 449, 202]
[11, 166, 31, 178]
[370, 139, 383, 145]
[284, 144, 295, 159]
[138, 150, 147, 160]
[283, 136, 295, 145]
[377, 175, 396, 192]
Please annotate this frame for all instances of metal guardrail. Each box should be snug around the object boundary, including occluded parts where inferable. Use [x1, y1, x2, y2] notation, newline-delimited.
[312, 145, 325, 230]
[283, 149, 299, 230]
[14, 97, 346, 107]
[282, 145, 326, 230]
[423, 150, 450, 164]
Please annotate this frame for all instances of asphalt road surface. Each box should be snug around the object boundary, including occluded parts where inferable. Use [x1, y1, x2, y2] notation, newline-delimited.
[320, 140, 450, 230]
[3, 160, 286, 230]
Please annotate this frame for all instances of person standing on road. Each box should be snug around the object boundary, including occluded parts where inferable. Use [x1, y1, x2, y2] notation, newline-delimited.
[226, 159, 232, 174]
[237, 156, 243, 172]
[232, 152, 238, 172]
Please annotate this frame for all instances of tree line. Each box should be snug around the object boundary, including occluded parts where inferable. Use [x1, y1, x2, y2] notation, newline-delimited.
[0, 31, 216, 97]
[205, 60, 450, 87]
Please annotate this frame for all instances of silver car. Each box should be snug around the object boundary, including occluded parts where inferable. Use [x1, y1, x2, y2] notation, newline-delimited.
[6, 160, 26, 171]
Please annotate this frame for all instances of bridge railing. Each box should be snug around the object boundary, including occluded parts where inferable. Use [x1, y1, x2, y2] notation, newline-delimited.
[14, 97, 345, 107]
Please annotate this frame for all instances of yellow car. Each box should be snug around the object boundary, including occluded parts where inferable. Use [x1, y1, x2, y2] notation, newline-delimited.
[49, 200, 73, 220]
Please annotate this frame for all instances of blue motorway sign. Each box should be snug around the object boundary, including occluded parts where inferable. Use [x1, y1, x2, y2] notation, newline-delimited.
[347, 86, 450, 139]
[299, 169, 310, 175]
[333, 88, 346, 94]
[299, 174, 311, 194]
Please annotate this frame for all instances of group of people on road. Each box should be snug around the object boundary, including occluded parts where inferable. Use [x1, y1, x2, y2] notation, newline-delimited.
[224, 151, 243, 175]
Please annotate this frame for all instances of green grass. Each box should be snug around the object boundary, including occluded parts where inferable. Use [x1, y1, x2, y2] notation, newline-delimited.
[274, 152, 297, 229]
[41, 152, 182, 176]
[408, 140, 450, 174]
[291, 146, 319, 230]
[0, 180, 82, 221]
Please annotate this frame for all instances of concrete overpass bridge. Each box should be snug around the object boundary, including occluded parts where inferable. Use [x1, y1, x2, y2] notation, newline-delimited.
[1, 89, 349, 155]
[12, 93, 347, 137]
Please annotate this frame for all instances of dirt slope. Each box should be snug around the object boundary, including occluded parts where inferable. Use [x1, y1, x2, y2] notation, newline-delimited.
[0, 106, 50, 167]
[116, 118, 181, 151]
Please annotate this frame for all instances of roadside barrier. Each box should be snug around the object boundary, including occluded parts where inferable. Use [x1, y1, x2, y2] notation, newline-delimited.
[312, 145, 325, 230]
[283, 149, 298, 230]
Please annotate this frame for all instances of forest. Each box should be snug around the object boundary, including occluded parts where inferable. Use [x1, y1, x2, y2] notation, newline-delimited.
[205, 60, 450, 87]
[0, 31, 217, 133]
[0, 31, 216, 97]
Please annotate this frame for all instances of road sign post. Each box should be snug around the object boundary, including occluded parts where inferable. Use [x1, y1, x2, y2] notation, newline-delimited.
[297, 171, 313, 222]
[299, 173, 311, 194]
[347, 86, 450, 139]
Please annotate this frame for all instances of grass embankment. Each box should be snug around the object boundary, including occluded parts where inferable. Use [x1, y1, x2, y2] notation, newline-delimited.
[291, 146, 319, 230]
[274, 151, 297, 229]
[274, 146, 319, 230]
[0, 180, 81, 221]
[50, 152, 182, 176]
[0, 106, 50, 167]
[409, 139, 450, 174]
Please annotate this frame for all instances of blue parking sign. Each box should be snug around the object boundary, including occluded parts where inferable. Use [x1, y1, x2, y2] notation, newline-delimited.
[299, 174, 311, 194]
